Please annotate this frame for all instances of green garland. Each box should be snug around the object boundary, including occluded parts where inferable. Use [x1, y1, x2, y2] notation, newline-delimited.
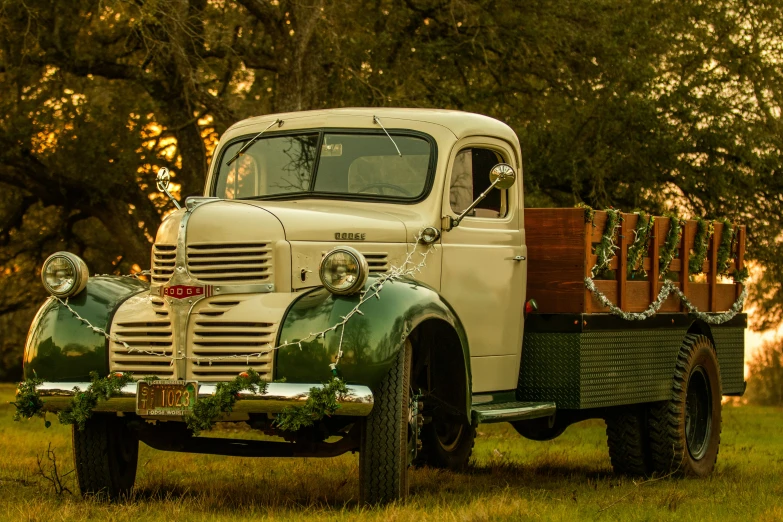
[185, 369, 267, 435]
[576, 202, 595, 224]
[592, 208, 622, 278]
[659, 213, 683, 278]
[688, 217, 714, 275]
[275, 378, 350, 431]
[58, 372, 136, 431]
[627, 212, 654, 279]
[11, 374, 47, 425]
[716, 218, 735, 276]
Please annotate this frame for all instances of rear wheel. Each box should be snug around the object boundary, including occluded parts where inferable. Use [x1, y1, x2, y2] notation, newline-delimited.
[72, 415, 138, 499]
[359, 341, 414, 504]
[648, 334, 722, 476]
[605, 405, 652, 476]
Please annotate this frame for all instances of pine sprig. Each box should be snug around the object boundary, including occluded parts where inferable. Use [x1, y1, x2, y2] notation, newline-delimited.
[592, 209, 622, 278]
[275, 378, 350, 431]
[716, 218, 735, 276]
[688, 218, 714, 275]
[659, 213, 683, 278]
[185, 369, 267, 435]
[58, 372, 135, 431]
[627, 212, 654, 279]
[12, 375, 46, 422]
[576, 202, 595, 223]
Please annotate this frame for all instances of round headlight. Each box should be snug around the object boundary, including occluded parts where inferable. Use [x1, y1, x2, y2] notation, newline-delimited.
[41, 252, 89, 298]
[319, 247, 369, 296]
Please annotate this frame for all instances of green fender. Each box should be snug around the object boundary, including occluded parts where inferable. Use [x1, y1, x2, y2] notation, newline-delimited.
[276, 276, 472, 416]
[23, 276, 148, 382]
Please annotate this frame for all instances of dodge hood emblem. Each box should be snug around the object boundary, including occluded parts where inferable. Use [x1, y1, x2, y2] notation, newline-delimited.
[160, 284, 212, 299]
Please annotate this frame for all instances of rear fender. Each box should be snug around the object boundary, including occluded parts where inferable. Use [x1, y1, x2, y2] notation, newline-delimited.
[276, 277, 472, 416]
[23, 277, 148, 381]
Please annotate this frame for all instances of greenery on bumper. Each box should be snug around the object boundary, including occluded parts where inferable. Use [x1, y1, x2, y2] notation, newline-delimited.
[275, 378, 350, 431]
[58, 372, 136, 431]
[11, 375, 46, 423]
[185, 369, 267, 435]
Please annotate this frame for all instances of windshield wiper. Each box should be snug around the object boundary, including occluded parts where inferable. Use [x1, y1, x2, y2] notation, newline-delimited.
[225, 118, 284, 166]
[373, 115, 402, 156]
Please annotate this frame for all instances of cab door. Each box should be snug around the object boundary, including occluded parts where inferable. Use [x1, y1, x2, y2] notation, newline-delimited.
[439, 137, 526, 393]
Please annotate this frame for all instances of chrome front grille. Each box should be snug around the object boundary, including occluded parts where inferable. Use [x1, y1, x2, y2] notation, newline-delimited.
[109, 296, 175, 378]
[363, 252, 390, 273]
[151, 244, 176, 284]
[187, 298, 275, 380]
[186, 242, 273, 284]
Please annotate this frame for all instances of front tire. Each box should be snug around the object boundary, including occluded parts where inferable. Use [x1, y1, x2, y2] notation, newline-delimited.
[648, 334, 722, 476]
[72, 415, 139, 499]
[359, 341, 413, 504]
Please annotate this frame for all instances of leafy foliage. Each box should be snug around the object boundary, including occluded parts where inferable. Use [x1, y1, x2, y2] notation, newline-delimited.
[275, 378, 350, 432]
[746, 338, 783, 406]
[688, 218, 714, 276]
[57, 372, 135, 431]
[627, 212, 654, 279]
[592, 209, 622, 278]
[11, 374, 45, 422]
[716, 219, 735, 276]
[185, 369, 267, 435]
[659, 214, 683, 279]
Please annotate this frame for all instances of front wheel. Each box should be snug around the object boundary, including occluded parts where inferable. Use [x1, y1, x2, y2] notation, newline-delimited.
[72, 415, 139, 499]
[359, 341, 414, 504]
[648, 334, 722, 476]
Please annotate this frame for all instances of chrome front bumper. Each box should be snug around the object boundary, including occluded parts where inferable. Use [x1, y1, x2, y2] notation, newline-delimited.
[37, 382, 374, 418]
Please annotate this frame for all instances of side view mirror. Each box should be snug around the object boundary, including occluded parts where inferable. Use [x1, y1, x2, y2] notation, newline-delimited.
[156, 167, 181, 209]
[445, 163, 516, 230]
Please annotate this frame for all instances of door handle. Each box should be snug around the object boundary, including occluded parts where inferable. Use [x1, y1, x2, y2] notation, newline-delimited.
[507, 255, 526, 262]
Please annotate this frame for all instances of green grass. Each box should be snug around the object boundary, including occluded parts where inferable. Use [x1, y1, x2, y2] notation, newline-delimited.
[1, 384, 782, 521]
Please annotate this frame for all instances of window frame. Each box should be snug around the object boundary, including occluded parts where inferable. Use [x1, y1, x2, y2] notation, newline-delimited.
[210, 127, 439, 205]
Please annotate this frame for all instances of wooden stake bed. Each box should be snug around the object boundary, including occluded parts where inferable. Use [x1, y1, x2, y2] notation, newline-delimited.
[525, 208, 746, 315]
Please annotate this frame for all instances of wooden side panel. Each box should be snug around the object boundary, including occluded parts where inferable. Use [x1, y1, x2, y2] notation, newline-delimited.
[525, 209, 746, 315]
[525, 208, 586, 313]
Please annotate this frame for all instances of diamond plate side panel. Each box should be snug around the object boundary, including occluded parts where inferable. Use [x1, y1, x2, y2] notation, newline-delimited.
[712, 327, 745, 395]
[578, 329, 687, 409]
[517, 333, 581, 409]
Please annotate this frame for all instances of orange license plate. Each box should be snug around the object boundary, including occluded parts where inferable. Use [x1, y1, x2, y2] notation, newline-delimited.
[136, 381, 197, 416]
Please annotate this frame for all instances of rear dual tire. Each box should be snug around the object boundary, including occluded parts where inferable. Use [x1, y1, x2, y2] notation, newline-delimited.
[606, 334, 722, 478]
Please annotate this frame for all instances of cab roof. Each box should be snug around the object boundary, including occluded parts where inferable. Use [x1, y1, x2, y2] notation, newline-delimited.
[225, 107, 519, 145]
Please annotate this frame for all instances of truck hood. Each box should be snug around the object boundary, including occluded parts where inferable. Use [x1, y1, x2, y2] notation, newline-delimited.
[237, 200, 409, 243]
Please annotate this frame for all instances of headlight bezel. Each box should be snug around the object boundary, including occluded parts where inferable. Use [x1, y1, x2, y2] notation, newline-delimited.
[41, 252, 90, 298]
[319, 246, 369, 296]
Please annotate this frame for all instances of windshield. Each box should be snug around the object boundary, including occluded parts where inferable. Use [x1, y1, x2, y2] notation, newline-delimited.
[214, 131, 433, 201]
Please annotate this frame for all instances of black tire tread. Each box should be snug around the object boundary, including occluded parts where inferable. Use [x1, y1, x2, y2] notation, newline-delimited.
[72, 416, 138, 499]
[359, 342, 410, 504]
[647, 334, 722, 476]
[606, 407, 650, 476]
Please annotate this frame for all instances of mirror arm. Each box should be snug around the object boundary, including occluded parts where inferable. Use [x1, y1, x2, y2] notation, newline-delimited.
[162, 186, 182, 210]
[449, 176, 504, 229]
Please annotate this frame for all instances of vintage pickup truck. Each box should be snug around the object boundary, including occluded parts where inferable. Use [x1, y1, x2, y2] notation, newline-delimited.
[23, 108, 747, 504]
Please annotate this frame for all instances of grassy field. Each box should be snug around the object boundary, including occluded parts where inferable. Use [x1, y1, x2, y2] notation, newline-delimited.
[1, 384, 782, 522]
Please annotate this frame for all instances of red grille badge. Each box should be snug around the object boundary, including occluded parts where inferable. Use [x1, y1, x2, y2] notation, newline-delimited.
[160, 284, 212, 299]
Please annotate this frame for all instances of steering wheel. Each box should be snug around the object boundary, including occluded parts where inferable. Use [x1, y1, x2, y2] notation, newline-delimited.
[356, 183, 412, 197]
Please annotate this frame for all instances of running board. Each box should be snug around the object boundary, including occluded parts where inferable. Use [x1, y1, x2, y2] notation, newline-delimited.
[471, 401, 556, 424]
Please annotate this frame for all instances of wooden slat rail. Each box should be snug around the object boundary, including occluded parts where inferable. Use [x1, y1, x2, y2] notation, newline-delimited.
[525, 208, 746, 315]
